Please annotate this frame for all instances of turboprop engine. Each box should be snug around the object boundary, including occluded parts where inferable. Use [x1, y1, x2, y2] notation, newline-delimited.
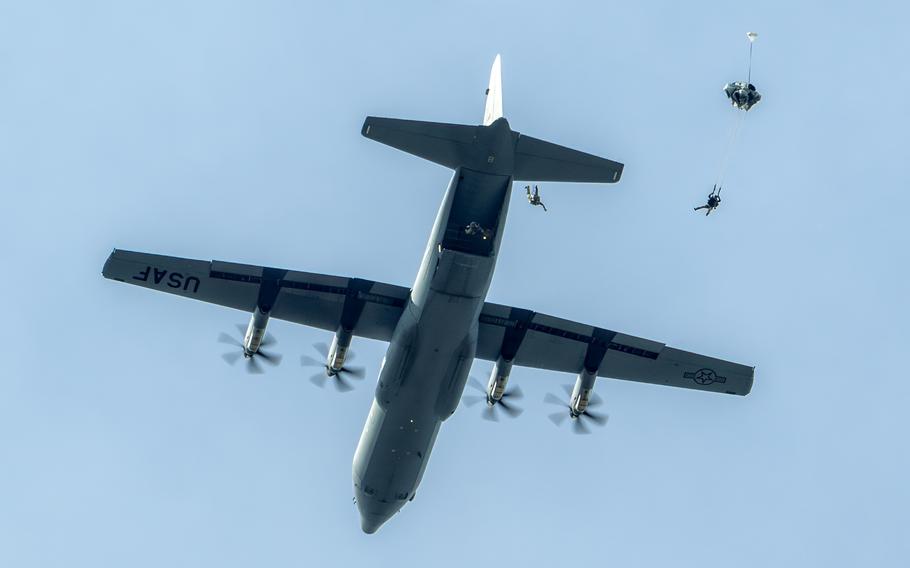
[242, 307, 270, 357]
[463, 356, 524, 420]
[325, 328, 353, 374]
[302, 327, 366, 391]
[544, 368, 608, 434]
[486, 356, 513, 402]
[568, 368, 597, 417]
[218, 306, 282, 373]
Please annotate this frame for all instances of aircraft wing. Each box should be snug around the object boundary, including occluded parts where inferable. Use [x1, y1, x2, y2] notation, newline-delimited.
[475, 302, 754, 396]
[103, 250, 753, 394]
[102, 250, 409, 341]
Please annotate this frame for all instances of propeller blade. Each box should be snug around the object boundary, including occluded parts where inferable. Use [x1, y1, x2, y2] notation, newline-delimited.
[301, 355, 324, 367]
[313, 342, 330, 358]
[259, 333, 277, 348]
[561, 384, 573, 397]
[257, 350, 282, 365]
[218, 333, 243, 348]
[345, 350, 356, 363]
[503, 385, 524, 400]
[572, 418, 591, 435]
[497, 399, 523, 418]
[221, 327, 282, 373]
[481, 405, 498, 422]
[548, 411, 569, 426]
[468, 376, 486, 394]
[235, 323, 248, 335]
[543, 393, 565, 407]
[309, 372, 328, 388]
[583, 410, 608, 426]
[221, 351, 242, 365]
[333, 377, 354, 393]
[246, 357, 264, 375]
[341, 366, 366, 379]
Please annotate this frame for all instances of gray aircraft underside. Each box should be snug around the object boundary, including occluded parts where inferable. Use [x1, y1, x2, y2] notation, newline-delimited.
[102, 55, 754, 534]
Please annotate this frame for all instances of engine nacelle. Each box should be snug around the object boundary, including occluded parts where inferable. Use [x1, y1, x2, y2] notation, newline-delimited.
[326, 327, 354, 374]
[569, 368, 598, 417]
[486, 356, 513, 402]
[243, 307, 270, 357]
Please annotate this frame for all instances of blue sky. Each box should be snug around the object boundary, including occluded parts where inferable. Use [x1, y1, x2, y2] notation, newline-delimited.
[1, 1, 908, 566]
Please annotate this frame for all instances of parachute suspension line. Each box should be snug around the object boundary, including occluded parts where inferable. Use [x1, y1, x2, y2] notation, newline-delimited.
[746, 31, 757, 85]
[715, 112, 746, 187]
[748, 40, 753, 84]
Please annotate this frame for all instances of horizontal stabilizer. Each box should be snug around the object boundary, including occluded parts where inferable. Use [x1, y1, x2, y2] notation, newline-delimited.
[362, 116, 623, 184]
[362, 117, 477, 170]
[513, 134, 623, 183]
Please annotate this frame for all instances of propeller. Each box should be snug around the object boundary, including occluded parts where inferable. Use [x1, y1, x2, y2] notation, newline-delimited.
[462, 376, 524, 421]
[217, 324, 282, 374]
[301, 342, 365, 392]
[543, 386, 608, 434]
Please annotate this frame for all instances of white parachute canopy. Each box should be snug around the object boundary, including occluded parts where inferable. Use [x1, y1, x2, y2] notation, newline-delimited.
[747, 31, 758, 42]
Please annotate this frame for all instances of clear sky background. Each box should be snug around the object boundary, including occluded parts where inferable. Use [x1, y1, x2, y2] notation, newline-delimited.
[2, 1, 908, 566]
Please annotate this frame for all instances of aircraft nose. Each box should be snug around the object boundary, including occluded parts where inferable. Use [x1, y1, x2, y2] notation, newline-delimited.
[355, 488, 399, 534]
[360, 512, 387, 534]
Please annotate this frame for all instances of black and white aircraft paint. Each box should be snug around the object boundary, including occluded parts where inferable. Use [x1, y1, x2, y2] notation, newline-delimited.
[102, 56, 754, 534]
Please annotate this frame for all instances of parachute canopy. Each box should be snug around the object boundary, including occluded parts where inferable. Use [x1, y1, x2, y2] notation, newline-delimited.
[724, 81, 761, 111]
[724, 31, 762, 111]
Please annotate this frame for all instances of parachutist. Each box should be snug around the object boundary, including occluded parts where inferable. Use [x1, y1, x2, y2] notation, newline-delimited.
[694, 185, 722, 216]
[525, 185, 547, 211]
[465, 221, 493, 240]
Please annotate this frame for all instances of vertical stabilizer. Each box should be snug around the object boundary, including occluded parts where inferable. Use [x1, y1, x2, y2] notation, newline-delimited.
[482, 54, 503, 126]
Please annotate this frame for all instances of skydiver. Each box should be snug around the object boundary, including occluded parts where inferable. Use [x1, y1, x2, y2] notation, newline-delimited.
[694, 185, 722, 216]
[465, 221, 493, 240]
[526, 185, 547, 211]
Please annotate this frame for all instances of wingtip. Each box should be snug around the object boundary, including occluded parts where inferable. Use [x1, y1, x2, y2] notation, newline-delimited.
[102, 248, 119, 279]
[361, 117, 374, 138]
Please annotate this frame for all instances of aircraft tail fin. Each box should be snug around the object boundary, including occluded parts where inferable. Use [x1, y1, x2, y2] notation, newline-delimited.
[483, 54, 503, 126]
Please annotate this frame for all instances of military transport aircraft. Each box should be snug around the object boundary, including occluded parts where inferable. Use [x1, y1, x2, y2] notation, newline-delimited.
[102, 55, 754, 534]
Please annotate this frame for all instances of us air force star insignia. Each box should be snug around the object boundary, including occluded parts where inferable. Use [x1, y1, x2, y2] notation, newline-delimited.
[683, 368, 727, 385]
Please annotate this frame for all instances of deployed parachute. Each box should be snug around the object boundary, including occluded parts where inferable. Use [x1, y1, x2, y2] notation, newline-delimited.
[698, 32, 763, 215]
[724, 81, 761, 111]
[724, 32, 762, 111]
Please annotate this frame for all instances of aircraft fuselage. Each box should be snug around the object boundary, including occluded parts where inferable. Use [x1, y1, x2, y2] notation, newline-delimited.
[353, 119, 515, 533]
